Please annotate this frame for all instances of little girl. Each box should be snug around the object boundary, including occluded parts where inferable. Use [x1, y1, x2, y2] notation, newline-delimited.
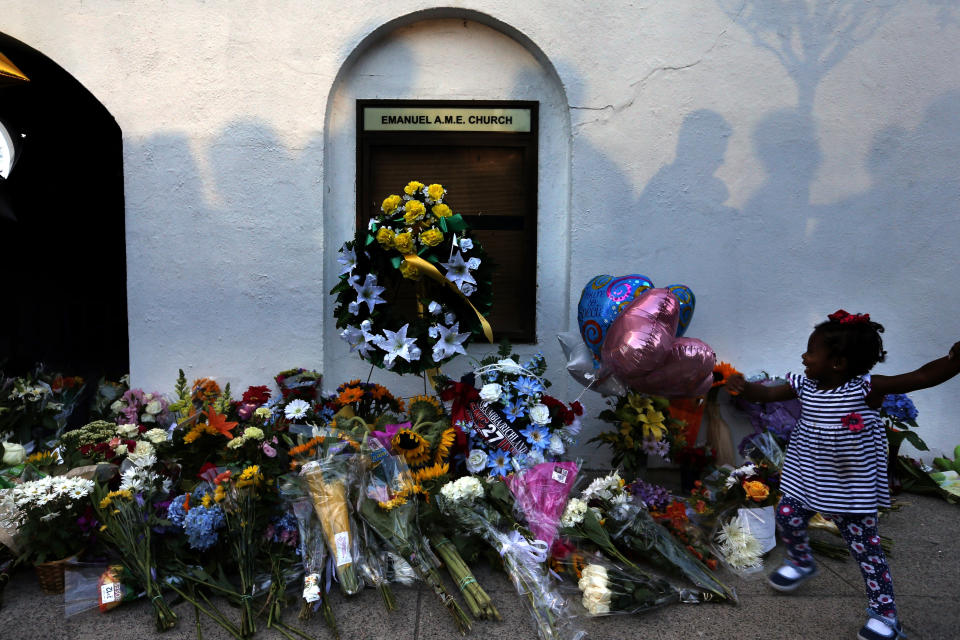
[727, 310, 960, 640]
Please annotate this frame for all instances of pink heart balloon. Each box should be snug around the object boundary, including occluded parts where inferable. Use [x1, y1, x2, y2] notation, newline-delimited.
[600, 288, 715, 397]
[628, 337, 715, 397]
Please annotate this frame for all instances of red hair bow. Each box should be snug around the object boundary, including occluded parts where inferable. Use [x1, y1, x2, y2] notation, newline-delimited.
[828, 309, 871, 324]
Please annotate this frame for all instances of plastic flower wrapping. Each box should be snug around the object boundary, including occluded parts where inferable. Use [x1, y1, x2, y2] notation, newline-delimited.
[331, 180, 495, 374]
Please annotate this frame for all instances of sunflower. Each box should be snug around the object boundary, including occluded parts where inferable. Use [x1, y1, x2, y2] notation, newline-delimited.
[391, 429, 431, 466]
[412, 461, 450, 484]
[433, 427, 456, 464]
[408, 394, 442, 420]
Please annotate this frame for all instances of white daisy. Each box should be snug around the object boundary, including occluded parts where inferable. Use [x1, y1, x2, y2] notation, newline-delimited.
[285, 399, 311, 420]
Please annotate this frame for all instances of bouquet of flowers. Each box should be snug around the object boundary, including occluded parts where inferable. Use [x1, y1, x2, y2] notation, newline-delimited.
[713, 512, 764, 575]
[109, 387, 172, 429]
[0, 372, 63, 444]
[506, 461, 580, 547]
[589, 392, 687, 477]
[300, 456, 363, 595]
[559, 471, 734, 602]
[437, 475, 582, 640]
[438, 346, 583, 476]
[60, 419, 169, 468]
[567, 553, 703, 616]
[359, 455, 472, 635]
[6, 474, 96, 564]
[331, 180, 494, 374]
[93, 473, 178, 631]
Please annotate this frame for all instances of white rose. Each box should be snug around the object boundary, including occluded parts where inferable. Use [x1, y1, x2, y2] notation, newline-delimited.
[528, 403, 551, 425]
[109, 399, 125, 414]
[496, 358, 521, 374]
[465, 449, 489, 474]
[581, 584, 611, 605]
[581, 564, 608, 582]
[145, 400, 162, 415]
[578, 574, 607, 591]
[478, 383, 502, 403]
[549, 432, 565, 456]
[2, 442, 26, 465]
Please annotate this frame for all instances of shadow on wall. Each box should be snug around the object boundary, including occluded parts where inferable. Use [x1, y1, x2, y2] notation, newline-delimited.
[123, 120, 325, 384]
[0, 32, 128, 383]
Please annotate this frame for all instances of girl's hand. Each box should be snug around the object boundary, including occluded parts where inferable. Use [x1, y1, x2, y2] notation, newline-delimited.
[726, 373, 746, 395]
[950, 342, 960, 360]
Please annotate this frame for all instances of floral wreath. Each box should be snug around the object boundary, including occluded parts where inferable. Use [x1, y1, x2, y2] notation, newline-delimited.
[331, 181, 494, 375]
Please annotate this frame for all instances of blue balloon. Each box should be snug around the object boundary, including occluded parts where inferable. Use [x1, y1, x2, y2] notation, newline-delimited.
[664, 284, 696, 336]
[577, 274, 654, 362]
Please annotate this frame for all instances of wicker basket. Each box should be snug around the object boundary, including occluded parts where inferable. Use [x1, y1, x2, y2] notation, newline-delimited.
[33, 557, 70, 594]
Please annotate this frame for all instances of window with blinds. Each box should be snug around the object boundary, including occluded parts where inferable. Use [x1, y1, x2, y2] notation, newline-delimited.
[356, 100, 539, 342]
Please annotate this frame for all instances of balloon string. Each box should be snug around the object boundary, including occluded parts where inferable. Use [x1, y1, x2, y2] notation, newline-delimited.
[573, 377, 597, 405]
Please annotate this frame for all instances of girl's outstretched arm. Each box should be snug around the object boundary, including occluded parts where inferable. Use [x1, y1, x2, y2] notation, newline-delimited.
[727, 373, 797, 403]
[868, 341, 960, 403]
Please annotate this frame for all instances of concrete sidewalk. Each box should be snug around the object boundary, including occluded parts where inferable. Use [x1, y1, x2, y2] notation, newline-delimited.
[2, 491, 957, 640]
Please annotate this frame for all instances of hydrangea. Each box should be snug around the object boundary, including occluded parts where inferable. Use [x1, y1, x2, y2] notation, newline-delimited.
[183, 503, 226, 551]
[881, 393, 918, 422]
[439, 476, 484, 503]
[560, 497, 588, 527]
[167, 494, 190, 527]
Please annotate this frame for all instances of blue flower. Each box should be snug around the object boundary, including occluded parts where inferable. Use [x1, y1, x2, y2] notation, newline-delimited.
[503, 399, 526, 423]
[183, 504, 226, 551]
[881, 394, 918, 422]
[167, 494, 189, 527]
[520, 424, 550, 450]
[487, 451, 512, 476]
[512, 376, 545, 397]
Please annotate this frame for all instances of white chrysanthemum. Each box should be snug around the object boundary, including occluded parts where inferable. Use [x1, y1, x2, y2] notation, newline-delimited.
[716, 516, 764, 571]
[582, 472, 622, 503]
[66, 479, 95, 499]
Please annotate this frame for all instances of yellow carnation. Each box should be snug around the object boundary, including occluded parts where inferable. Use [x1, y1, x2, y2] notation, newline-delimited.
[425, 183, 445, 201]
[403, 200, 426, 224]
[381, 194, 402, 213]
[404, 181, 425, 196]
[399, 260, 422, 280]
[431, 203, 452, 218]
[376, 227, 395, 248]
[393, 232, 415, 255]
[419, 228, 444, 247]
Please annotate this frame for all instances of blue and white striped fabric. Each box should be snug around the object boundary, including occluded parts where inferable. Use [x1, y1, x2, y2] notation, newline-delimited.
[779, 373, 890, 514]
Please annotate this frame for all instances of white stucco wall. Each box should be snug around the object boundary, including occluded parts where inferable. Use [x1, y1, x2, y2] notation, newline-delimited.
[2, 1, 959, 464]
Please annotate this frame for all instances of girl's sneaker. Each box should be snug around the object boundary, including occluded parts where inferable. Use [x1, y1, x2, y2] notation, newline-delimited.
[766, 562, 818, 591]
[857, 611, 905, 640]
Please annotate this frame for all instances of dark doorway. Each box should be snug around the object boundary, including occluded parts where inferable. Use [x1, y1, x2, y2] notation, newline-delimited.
[0, 32, 128, 381]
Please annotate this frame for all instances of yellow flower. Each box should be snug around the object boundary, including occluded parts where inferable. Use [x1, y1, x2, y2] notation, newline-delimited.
[201, 494, 213, 508]
[399, 260, 421, 280]
[236, 465, 263, 489]
[638, 409, 666, 441]
[404, 181, 424, 196]
[381, 194, 402, 213]
[214, 484, 227, 503]
[403, 200, 426, 224]
[425, 183, 445, 201]
[393, 232, 415, 255]
[376, 227, 396, 248]
[743, 480, 770, 503]
[431, 203, 452, 218]
[391, 429, 431, 466]
[99, 496, 112, 509]
[419, 228, 443, 247]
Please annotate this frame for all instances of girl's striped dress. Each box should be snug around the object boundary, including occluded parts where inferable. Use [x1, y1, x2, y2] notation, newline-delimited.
[780, 373, 890, 514]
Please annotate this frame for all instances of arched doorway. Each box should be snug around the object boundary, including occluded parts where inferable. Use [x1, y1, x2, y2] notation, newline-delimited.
[322, 11, 571, 389]
[0, 33, 128, 384]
